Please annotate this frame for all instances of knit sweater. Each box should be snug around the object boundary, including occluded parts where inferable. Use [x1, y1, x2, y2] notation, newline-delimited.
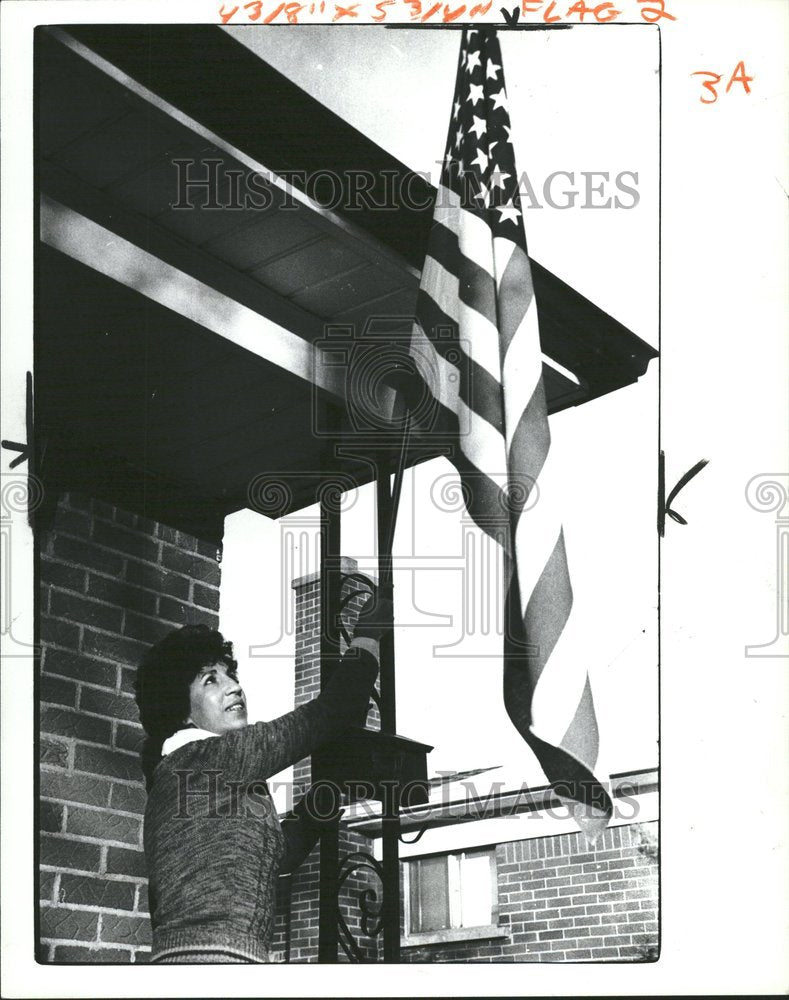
[144, 645, 378, 963]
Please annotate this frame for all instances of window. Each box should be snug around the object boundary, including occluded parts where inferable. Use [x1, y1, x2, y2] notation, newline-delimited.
[403, 849, 500, 944]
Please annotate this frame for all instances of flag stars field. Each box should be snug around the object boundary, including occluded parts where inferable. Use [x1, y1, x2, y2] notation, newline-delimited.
[442, 29, 530, 244]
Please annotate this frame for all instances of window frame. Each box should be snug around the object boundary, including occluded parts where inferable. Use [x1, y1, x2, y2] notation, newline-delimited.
[402, 847, 506, 947]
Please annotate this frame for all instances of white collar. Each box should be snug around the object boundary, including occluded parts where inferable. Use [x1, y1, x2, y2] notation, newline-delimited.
[161, 727, 218, 756]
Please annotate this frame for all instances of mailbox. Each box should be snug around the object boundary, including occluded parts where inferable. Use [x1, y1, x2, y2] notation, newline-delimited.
[313, 727, 434, 808]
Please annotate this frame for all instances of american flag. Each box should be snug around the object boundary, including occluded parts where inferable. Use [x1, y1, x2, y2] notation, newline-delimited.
[410, 28, 612, 838]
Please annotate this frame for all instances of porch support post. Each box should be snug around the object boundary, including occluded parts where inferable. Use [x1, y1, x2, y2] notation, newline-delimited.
[376, 469, 400, 963]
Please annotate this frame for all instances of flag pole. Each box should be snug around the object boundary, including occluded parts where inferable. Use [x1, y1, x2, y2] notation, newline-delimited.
[376, 389, 411, 735]
[375, 386, 411, 963]
[317, 403, 343, 963]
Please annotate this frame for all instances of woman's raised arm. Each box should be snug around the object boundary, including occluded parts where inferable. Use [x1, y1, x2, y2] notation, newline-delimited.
[208, 597, 389, 782]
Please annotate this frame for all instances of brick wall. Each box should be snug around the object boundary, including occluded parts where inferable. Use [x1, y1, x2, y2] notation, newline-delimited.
[399, 821, 659, 963]
[38, 491, 222, 963]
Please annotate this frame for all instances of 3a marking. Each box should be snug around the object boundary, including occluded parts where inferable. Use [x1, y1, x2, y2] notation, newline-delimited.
[691, 62, 754, 105]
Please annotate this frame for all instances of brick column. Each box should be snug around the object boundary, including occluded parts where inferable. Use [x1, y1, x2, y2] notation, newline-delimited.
[38, 491, 222, 963]
[271, 558, 382, 963]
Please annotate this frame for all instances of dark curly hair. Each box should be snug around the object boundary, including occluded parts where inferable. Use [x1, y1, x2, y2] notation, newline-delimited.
[134, 624, 236, 789]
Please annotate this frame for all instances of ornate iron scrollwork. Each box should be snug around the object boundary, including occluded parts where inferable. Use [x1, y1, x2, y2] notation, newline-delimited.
[336, 851, 385, 963]
[337, 574, 376, 643]
[339, 574, 383, 716]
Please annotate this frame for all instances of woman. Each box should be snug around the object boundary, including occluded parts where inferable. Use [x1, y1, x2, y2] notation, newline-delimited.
[134, 597, 386, 963]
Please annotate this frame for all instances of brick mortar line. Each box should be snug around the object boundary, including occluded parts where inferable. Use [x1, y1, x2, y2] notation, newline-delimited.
[59, 503, 187, 558]
[41, 796, 144, 820]
[45, 588, 217, 623]
[51, 619, 146, 646]
[42, 942, 136, 955]
[39, 762, 139, 783]
[44, 649, 141, 678]
[41, 831, 142, 850]
[41, 865, 146, 882]
[42, 694, 139, 716]
[40, 937, 128, 948]
[39, 730, 139, 757]
[42, 549, 212, 596]
[41, 901, 149, 917]
[38, 632, 108, 656]
[69, 707, 141, 730]
[41, 670, 125, 696]
[39, 567, 89, 589]
[127, 605, 219, 628]
[64, 768, 145, 789]
[158, 536, 219, 561]
[47, 527, 216, 576]
[45, 531, 136, 568]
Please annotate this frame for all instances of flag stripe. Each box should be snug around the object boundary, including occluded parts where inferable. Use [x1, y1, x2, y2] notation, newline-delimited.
[427, 219, 498, 323]
[496, 239, 536, 358]
[420, 252, 501, 376]
[503, 308, 545, 460]
[529, 610, 588, 745]
[410, 320, 506, 478]
[434, 184, 497, 280]
[417, 263, 502, 389]
[415, 288, 504, 436]
[507, 378, 552, 518]
[451, 450, 513, 538]
[559, 676, 600, 769]
[511, 446, 563, 612]
[522, 528, 574, 676]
